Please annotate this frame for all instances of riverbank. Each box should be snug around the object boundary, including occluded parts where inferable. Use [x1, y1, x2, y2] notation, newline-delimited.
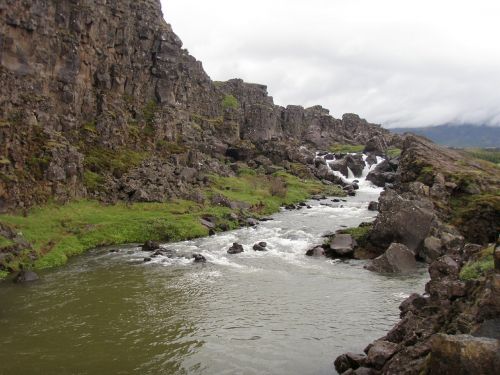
[0, 170, 344, 279]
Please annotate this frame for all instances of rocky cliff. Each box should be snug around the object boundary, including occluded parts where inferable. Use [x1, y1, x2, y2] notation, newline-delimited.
[0, 0, 389, 213]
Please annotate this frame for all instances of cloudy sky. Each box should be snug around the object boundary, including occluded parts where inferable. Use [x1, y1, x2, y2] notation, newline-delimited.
[161, 0, 500, 128]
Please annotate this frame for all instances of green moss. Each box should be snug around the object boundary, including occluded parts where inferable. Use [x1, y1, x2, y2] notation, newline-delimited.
[83, 170, 105, 192]
[0, 158, 11, 165]
[155, 140, 188, 154]
[143, 100, 158, 125]
[329, 144, 365, 153]
[0, 270, 8, 279]
[387, 147, 402, 158]
[337, 224, 373, 247]
[459, 245, 495, 281]
[83, 121, 97, 134]
[0, 235, 15, 248]
[222, 94, 239, 110]
[84, 147, 148, 178]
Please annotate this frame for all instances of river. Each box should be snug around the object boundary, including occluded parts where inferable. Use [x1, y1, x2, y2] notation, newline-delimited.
[0, 159, 428, 375]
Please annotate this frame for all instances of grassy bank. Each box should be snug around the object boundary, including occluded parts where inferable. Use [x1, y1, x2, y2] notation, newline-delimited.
[0, 171, 344, 277]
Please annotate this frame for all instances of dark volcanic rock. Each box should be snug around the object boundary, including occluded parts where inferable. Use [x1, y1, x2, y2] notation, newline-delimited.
[365, 242, 417, 274]
[367, 201, 378, 211]
[305, 246, 325, 257]
[334, 352, 366, 374]
[428, 334, 500, 375]
[253, 242, 267, 251]
[326, 234, 357, 258]
[142, 240, 160, 251]
[227, 242, 244, 254]
[192, 253, 206, 263]
[13, 270, 39, 283]
[366, 340, 398, 369]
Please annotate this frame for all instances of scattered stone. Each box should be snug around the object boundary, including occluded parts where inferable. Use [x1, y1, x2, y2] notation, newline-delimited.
[306, 246, 325, 257]
[227, 242, 244, 254]
[367, 201, 378, 211]
[142, 240, 160, 251]
[143, 257, 152, 262]
[366, 243, 417, 274]
[246, 218, 258, 227]
[192, 253, 206, 263]
[208, 229, 216, 236]
[253, 242, 268, 251]
[13, 270, 39, 283]
[200, 217, 216, 229]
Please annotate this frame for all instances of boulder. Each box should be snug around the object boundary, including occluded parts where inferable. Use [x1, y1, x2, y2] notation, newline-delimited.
[200, 217, 216, 229]
[364, 136, 387, 156]
[472, 318, 500, 340]
[368, 190, 436, 253]
[366, 243, 417, 274]
[419, 236, 443, 262]
[367, 201, 378, 211]
[253, 242, 267, 251]
[327, 234, 357, 257]
[334, 352, 366, 374]
[13, 270, 39, 283]
[305, 246, 325, 257]
[428, 334, 500, 375]
[366, 171, 395, 187]
[366, 340, 398, 370]
[142, 240, 160, 251]
[227, 242, 244, 254]
[246, 218, 259, 227]
[192, 253, 207, 263]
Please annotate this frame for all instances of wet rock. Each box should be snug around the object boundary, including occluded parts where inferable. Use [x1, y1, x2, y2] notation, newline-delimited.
[420, 236, 443, 263]
[253, 242, 267, 251]
[305, 246, 325, 257]
[13, 270, 39, 283]
[334, 352, 366, 374]
[327, 234, 357, 257]
[246, 218, 258, 227]
[367, 201, 378, 211]
[192, 253, 206, 263]
[428, 334, 500, 375]
[143, 257, 152, 262]
[366, 340, 398, 369]
[200, 217, 216, 229]
[227, 242, 244, 254]
[142, 240, 160, 251]
[366, 243, 417, 274]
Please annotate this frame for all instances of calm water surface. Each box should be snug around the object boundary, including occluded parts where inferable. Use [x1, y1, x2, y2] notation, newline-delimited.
[0, 174, 428, 375]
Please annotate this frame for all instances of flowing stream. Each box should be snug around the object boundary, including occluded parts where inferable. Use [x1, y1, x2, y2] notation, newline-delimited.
[0, 157, 428, 375]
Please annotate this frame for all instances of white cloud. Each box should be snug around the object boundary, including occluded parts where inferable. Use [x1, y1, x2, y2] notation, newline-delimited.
[161, 0, 500, 128]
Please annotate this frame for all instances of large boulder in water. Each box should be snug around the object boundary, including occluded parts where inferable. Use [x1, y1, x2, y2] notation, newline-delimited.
[365, 242, 417, 274]
[227, 242, 244, 254]
[142, 240, 160, 251]
[329, 154, 365, 178]
[13, 270, 39, 283]
[326, 234, 357, 258]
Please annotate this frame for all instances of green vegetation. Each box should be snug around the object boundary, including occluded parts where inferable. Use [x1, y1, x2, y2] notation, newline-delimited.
[387, 147, 402, 158]
[459, 245, 495, 281]
[83, 121, 97, 134]
[464, 148, 500, 165]
[0, 169, 345, 273]
[83, 170, 105, 192]
[84, 147, 148, 178]
[0, 235, 15, 248]
[155, 140, 188, 155]
[337, 224, 373, 247]
[222, 94, 239, 110]
[329, 144, 364, 153]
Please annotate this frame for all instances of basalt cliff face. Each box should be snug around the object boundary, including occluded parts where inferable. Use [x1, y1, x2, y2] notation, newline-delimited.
[0, 0, 390, 213]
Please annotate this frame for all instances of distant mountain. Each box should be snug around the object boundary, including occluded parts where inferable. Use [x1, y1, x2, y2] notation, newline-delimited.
[391, 124, 500, 148]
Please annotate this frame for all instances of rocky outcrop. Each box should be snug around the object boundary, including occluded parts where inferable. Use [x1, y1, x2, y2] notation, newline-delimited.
[428, 334, 500, 375]
[365, 243, 417, 274]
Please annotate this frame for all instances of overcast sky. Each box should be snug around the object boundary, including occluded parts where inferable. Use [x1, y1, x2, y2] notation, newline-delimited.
[161, 0, 500, 128]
